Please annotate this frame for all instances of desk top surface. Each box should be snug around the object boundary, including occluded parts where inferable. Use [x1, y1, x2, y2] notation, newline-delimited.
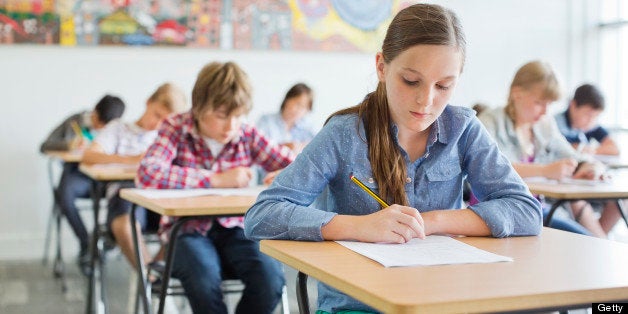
[261, 228, 628, 313]
[44, 150, 83, 163]
[119, 188, 257, 216]
[79, 163, 137, 181]
[526, 176, 628, 199]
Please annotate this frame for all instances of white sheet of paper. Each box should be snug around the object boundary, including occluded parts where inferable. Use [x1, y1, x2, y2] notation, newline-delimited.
[524, 176, 607, 186]
[133, 186, 266, 199]
[336, 235, 513, 267]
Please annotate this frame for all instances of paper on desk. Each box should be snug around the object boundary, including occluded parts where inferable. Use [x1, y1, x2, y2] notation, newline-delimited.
[336, 235, 512, 267]
[524, 176, 608, 186]
[134, 186, 266, 199]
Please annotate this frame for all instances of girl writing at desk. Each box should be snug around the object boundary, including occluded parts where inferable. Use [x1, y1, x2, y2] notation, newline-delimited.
[478, 60, 625, 238]
[245, 3, 542, 313]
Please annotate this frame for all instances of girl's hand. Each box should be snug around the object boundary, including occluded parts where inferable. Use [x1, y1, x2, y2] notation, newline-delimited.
[572, 162, 606, 180]
[353, 205, 425, 243]
[543, 158, 578, 180]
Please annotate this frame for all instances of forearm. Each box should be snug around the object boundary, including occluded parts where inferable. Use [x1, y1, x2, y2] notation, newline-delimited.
[512, 163, 546, 178]
[321, 215, 361, 241]
[596, 138, 620, 156]
[422, 209, 491, 237]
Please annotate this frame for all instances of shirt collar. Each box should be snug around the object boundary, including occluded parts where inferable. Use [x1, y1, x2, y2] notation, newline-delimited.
[390, 117, 442, 148]
[563, 110, 572, 128]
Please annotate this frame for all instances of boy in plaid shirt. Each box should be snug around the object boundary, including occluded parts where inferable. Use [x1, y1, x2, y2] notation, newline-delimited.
[137, 61, 294, 314]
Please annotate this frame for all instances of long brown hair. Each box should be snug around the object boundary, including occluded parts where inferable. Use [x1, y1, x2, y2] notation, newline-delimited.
[326, 3, 466, 206]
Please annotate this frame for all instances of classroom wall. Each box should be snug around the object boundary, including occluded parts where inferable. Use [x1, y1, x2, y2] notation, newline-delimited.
[0, 0, 599, 259]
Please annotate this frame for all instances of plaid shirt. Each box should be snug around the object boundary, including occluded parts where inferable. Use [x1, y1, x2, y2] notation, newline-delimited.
[136, 111, 295, 240]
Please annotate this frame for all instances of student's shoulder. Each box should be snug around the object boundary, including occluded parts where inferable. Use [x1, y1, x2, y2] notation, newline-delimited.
[443, 105, 475, 119]
[441, 105, 481, 128]
[476, 106, 505, 125]
[321, 113, 360, 135]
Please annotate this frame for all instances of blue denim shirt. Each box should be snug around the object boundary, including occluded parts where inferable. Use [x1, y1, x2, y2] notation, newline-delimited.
[245, 105, 542, 313]
[256, 112, 317, 144]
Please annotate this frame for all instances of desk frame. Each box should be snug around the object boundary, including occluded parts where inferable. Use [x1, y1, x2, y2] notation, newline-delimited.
[42, 151, 82, 293]
[261, 229, 628, 314]
[119, 189, 257, 314]
[80, 164, 136, 314]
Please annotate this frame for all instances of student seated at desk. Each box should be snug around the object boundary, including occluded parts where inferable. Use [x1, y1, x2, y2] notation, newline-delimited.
[136, 61, 294, 314]
[82, 83, 187, 269]
[245, 4, 541, 313]
[256, 82, 317, 154]
[555, 83, 620, 156]
[478, 60, 624, 238]
[40, 94, 125, 275]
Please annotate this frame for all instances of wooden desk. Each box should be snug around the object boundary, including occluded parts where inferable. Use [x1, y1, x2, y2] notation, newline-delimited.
[261, 228, 628, 314]
[526, 177, 628, 227]
[80, 163, 137, 314]
[79, 163, 138, 181]
[595, 154, 628, 169]
[119, 188, 258, 314]
[44, 150, 83, 163]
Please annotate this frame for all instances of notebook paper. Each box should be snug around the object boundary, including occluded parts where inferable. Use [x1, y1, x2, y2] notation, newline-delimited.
[336, 235, 512, 267]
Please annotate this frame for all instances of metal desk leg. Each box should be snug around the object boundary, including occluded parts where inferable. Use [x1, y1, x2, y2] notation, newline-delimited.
[617, 199, 628, 229]
[296, 271, 310, 314]
[53, 203, 68, 292]
[85, 181, 108, 314]
[43, 158, 57, 265]
[544, 200, 565, 226]
[130, 204, 151, 314]
[157, 217, 193, 314]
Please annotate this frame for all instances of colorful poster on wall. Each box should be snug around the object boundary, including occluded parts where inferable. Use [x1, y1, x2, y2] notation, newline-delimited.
[0, 0, 418, 52]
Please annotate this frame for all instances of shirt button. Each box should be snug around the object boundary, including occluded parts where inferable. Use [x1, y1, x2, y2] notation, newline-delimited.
[406, 177, 412, 183]
[368, 177, 374, 183]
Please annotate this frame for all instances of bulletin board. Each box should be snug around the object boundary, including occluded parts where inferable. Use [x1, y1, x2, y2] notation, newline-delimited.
[0, 0, 416, 52]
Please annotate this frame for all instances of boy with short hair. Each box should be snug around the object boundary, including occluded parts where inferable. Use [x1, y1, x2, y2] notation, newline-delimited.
[136, 62, 294, 314]
[555, 84, 620, 156]
[82, 83, 188, 269]
[40, 94, 125, 275]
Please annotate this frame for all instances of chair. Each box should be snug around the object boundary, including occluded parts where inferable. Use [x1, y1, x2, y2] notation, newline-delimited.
[41, 158, 68, 291]
[135, 259, 290, 314]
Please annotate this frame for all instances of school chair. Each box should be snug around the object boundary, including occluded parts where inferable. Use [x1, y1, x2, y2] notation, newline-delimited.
[41, 158, 67, 291]
[132, 232, 291, 314]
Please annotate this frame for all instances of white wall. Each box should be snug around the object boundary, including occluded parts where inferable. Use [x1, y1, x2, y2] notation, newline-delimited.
[0, 0, 598, 259]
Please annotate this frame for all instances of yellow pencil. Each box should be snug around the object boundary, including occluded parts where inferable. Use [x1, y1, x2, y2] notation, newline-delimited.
[70, 120, 84, 139]
[350, 175, 390, 208]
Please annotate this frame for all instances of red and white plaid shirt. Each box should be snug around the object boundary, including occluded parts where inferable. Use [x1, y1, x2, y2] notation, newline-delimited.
[136, 111, 295, 240]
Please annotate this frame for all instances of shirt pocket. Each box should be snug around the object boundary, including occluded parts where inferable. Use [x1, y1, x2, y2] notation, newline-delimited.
[425, 161, 462, 208]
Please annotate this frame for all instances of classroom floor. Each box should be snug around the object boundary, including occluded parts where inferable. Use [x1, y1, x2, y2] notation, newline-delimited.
[3, 220, 626, 314]
[0, 248, 318, 314]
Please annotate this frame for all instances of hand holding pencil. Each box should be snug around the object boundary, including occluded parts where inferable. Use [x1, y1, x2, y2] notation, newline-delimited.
[69, 121, 88, 151]
[348, 175, 425, 243]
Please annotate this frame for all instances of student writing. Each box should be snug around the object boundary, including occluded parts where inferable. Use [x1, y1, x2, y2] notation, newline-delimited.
[40, 94, 125, 275]
[244, 4, 541, 313]
[478, 61, 625, 238]
[82, 83, 188, 270]
[136, 62, 295, 314]
[555, 83, 620, 156]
